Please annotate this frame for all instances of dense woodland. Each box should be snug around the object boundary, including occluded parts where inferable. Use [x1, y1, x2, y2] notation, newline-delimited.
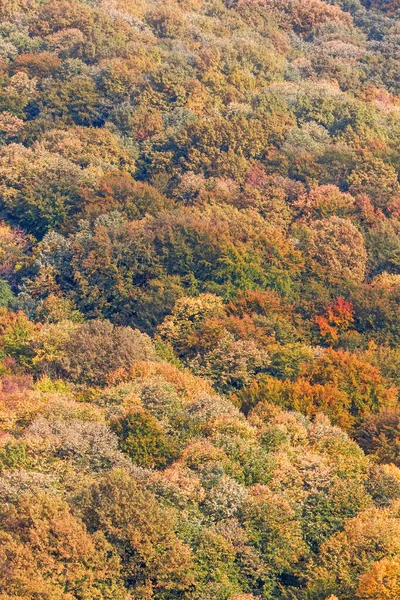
[4, 0, 400, 598]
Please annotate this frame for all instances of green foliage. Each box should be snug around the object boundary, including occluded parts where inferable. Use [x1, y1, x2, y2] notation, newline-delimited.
[76, 469, 196, 599]
[111, 409, 177, 468]
[0, 441, 27, 472]
[0, 279, 13, 307]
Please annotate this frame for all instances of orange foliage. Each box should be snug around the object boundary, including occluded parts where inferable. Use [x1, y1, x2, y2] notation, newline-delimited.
[118, 360, 213, 404]
[315, 297, 354, 344]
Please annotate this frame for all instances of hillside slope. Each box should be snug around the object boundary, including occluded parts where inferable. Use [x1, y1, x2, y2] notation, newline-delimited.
[2, 0, 400, 598]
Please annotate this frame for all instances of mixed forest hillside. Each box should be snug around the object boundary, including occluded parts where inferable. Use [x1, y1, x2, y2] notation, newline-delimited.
[3, 0, 400, 598]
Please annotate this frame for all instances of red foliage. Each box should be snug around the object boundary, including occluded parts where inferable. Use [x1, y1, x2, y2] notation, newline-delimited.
[315, 298, 354, 344]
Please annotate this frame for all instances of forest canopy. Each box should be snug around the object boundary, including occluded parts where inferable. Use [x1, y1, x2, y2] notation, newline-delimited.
[2, 0, 400, 598]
